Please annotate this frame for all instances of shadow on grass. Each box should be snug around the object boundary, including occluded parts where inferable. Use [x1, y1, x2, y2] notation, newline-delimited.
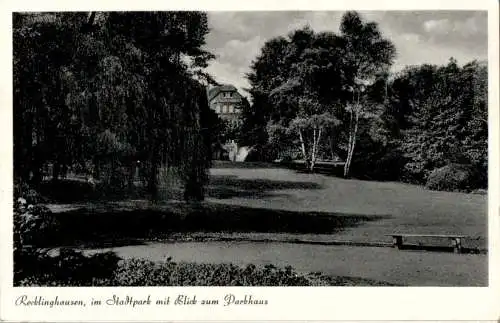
[40, 175, 324, 203]
[207, 175, 322, 199]
[291, 164, 345, 177]
[212, 161, 281, 169]
[40, 202, 388, 248]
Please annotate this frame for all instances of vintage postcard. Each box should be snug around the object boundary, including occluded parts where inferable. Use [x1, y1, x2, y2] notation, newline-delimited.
[0, 0, 499, 322]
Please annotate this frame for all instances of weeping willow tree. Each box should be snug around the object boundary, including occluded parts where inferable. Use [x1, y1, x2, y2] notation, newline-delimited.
[14, 11, 214, 201]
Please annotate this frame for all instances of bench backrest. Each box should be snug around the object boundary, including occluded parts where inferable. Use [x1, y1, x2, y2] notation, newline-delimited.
[388, 234, 467, 238]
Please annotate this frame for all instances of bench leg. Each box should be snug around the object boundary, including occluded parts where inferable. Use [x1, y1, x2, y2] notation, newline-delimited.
[451, 238, 462, 254]
[393, 236, 403, 249]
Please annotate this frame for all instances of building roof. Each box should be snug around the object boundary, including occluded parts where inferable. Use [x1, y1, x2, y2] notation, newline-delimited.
[208, 84, 241, 102]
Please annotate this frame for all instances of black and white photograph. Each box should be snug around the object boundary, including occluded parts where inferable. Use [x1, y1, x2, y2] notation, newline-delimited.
[10, 9, 491, 287]
[1, 2, 499, 321]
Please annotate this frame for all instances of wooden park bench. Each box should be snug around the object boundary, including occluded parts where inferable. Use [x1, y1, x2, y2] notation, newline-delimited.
[386, 233, 468, 254]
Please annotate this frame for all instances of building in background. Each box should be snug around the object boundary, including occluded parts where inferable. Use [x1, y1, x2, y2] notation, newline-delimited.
[207, 84, 246, 160]
[207, 84, 243, 123]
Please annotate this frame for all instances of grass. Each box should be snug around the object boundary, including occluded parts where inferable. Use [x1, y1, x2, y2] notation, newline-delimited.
[207, 166, 487, 249]
[23, 163, 488, 286]
[41, 201, 387, 248]
[41, 164, 487, 250]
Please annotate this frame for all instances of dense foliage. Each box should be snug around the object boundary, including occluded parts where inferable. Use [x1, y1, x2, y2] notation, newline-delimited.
[245, 12, 395, 174]
[390, 60, 488, 187]
[13, 181, 56, 282]
[425, 164, 483, 192]
[243, 11, 487, 190]
[14, 12, 215, 201]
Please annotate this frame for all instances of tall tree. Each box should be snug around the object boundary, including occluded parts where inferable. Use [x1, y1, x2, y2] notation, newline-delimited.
[247, 27, 345, 170]
[244, 36, 290, 150]
[13, 13, 91, 184]
[13, 12, 215, 201]
[338, 11, 396, 177]
[395, 58, 488, 185]
[246, 12, 395, 174]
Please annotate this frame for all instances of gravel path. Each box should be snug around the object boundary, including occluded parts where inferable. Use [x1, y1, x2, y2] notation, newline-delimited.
[82, 241, 487, 286]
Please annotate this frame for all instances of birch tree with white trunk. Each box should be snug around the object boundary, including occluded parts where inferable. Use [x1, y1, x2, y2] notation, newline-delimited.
[339, 11, 396, 177]
[269, 79, 340, 172]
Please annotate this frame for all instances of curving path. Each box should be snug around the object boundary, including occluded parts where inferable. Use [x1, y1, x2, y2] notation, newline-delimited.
[83, 241, 487, 287]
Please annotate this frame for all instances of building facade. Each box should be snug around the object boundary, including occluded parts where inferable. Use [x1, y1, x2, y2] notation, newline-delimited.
[207, 84, 245, 160]
[207, 84, 243, 123]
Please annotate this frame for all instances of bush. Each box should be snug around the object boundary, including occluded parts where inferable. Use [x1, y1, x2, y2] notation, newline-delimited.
[351, 139, 407, 181]
[14, 181, 47, 204]
[101, 164, 132, 192]
[17, 253, 312, 286]
[14, 181, 62, 281]
[425, 163, 481, 192]
[113, 259, 310, 286]
[14, 190, 59, 247]
[16, 249, 120, 286]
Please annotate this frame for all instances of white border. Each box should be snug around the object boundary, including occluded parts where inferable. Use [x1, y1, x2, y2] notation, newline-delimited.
[0, 0, 498, 322]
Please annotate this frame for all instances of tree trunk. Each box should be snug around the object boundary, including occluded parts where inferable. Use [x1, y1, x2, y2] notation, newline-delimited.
[31, 147, 43, 187]
[311, 128, 317, 172]
[93, 156, 101, 180]
[148, 160, 158, 202]
[61, 164, 68, 179]
[310, 128, 322, 172]
[52, 162, 60, 182]
[32, 166, 42, 187]
[127, 163, 135, 190]
[298, 129, 311, 170]
[21, 113, 34, 183]
[344, 111, 359, 178]
[344, 110, 353, 177]
[330, 133, 336, 161]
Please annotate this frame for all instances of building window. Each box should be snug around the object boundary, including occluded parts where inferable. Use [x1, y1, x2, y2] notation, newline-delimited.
[215, 105, 221, 113]
[228, 105, 233, 113]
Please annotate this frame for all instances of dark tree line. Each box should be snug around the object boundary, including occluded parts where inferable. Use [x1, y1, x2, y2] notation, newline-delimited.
[385, 59, 487, 186]
[14, 12, 217, 200]
[241, 11, 487, 190]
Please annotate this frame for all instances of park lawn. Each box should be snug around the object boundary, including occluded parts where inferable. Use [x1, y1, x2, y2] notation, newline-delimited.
[206, 165, 487, 249]
[44, 163, 487, 250]
[37, 164, 488, 286]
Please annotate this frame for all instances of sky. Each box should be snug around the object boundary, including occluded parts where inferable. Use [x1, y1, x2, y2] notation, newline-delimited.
[203, 11, 488, 96]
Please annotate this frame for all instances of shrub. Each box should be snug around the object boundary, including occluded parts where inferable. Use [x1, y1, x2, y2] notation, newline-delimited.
[14, 191, 59, 247]
[101, 164, 132, 192]
[14, 181, 62, 281]
[15, 201, 59, 245]
[425, 163, 481, 192]
[17, 254, 324, 286]
[16, 249, 120, 286]
[351, 139, 407, 181]
[14, 181, 47, 204]
[112, 259, 310, 286]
